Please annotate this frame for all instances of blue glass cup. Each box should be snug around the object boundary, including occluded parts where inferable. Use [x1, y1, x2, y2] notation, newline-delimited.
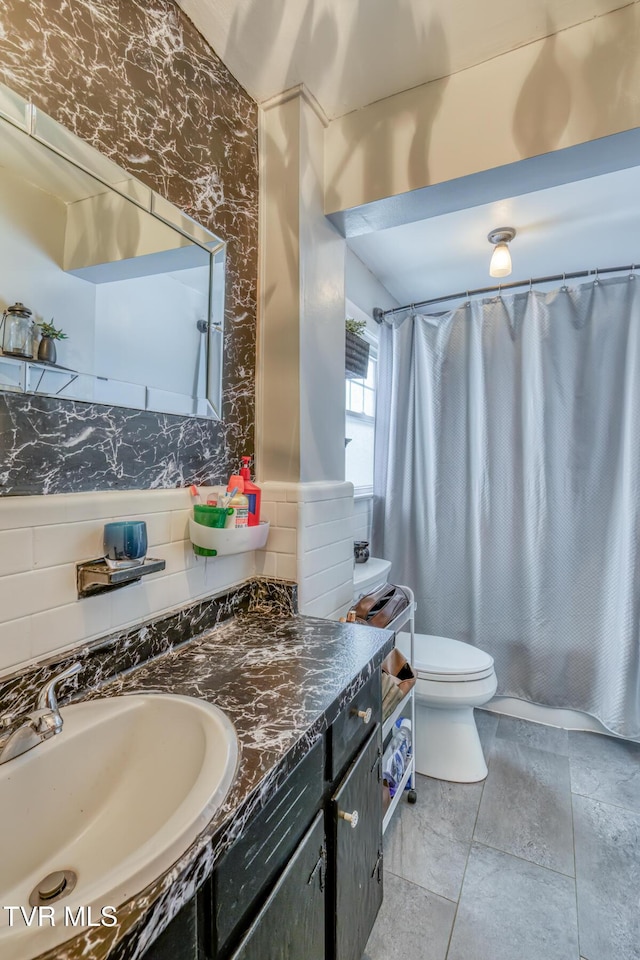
[103, 520, 148, 569]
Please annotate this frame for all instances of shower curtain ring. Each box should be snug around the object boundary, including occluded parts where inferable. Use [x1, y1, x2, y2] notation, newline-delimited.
[631, 264, 636, 280]
[529, 277, 533, 293]
[594, 267, 599, 285]
[562, 272, 567, 291]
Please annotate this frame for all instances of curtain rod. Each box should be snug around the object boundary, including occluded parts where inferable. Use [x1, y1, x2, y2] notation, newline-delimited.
[372, 263, 639, 324]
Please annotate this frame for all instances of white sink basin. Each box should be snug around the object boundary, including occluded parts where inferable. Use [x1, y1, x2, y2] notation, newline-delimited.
[0, 694, 238, 960]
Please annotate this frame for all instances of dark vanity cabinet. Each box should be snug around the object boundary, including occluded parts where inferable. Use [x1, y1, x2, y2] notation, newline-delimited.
[331, 728, 383, 960]
[143, 671, 383, 960]
[228, 813, 326, 960]
[210, 739, 325, 957]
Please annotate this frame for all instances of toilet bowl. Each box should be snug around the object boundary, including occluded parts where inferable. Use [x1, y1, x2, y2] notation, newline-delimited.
[397, 632, 496, 783]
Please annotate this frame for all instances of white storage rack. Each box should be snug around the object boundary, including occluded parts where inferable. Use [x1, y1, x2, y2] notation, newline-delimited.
[381, 584, 417, 833]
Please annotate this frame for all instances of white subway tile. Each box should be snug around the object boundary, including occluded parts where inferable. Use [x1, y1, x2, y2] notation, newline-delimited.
[170, 509, 191, 543]
[266, 526, 296, 555]
[144, 570, 200, 614]
[66, 489, 189, 521]
[276, 502, 298, 528]
[300, 517, 352, 552]
[0, 616, 32, 674]
[0, 528, 33, 576]
[260, 501, 277, 524]
[0, 565, 77, 623]
[275, 554, 297, 580]
[31, 594, 111, 659]
[33, 520, 105, 569]
[299, 482, 353, 503]
[301, 580, 354, 618]
[109, 580, 153, 632]
[205, 552, 254, 592]
[303, 560, 353, 603]
[302, 539, 353, 578]
[152, 540, 195, 576]
[302, 497, 353, 527]
[259, 482, 299, 502]
[0, 496, 68, 531]
[255, 551, 277, 577]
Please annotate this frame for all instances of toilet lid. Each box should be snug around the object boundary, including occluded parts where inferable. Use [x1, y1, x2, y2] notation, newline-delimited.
[400, 632, 494, 679]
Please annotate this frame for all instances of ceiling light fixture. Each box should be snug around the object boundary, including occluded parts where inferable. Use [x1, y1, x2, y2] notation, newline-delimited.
[488, 227, 516, 278]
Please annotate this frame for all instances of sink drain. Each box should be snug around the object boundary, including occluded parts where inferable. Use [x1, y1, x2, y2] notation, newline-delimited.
[29, 869, 77, 907]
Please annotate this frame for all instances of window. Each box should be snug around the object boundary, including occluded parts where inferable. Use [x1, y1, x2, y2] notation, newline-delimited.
[345, 345, 377, 495]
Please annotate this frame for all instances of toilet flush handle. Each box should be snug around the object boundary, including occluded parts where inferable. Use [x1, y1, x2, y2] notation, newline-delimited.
[353, 707, 372, 725]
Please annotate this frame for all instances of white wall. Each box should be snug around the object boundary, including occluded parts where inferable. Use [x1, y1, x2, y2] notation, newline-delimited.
[0, 489, 256, 676]
[345, 247, 399, 330]
[353, 496, 373, 545]
[258, 88, 346, 485]
[94, 271, 208, 396]
[0, 167, 96, 375]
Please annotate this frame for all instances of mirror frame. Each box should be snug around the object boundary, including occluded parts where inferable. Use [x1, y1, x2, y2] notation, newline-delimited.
[0, 80, 226, 421]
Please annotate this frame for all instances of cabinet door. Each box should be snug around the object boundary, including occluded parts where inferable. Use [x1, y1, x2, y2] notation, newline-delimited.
[331, 726, 383, 960]
[229, 813, 326, 960]
[142, 898, 200, 960]
[211, 739, 324, 955]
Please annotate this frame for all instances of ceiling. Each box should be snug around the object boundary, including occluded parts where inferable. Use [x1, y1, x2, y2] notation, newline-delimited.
[176, 0, 640, 309]
[348, 165, 640, 307]
[177, 0, 628, 119]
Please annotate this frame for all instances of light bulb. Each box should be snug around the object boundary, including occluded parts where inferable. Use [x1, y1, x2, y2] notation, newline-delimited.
[489, 242, 512, 278]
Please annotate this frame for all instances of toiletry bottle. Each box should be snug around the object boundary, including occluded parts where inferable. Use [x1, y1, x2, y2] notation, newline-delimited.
[226, 474, 249, 528]
[239, 456, 261, 527]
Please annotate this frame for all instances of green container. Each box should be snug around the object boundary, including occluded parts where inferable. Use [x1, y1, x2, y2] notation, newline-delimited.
[192, 505, 233, 557]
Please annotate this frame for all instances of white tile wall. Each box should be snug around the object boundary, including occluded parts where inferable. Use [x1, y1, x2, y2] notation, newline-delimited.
[353, 495, 373, 544]
[259, 480, 356, 619]
[0, 488, 256, 676]
[0, 481, 363, 674]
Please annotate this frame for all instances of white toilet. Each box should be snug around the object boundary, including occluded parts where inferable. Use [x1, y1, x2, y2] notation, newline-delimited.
[397, 631, 496, 783]
[352, 558, 497, 783]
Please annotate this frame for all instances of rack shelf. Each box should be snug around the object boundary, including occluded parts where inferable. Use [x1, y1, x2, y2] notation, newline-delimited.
[383, 756, 415, 834]
[380, 583, 417, 831]
[383, 686, 413, 741]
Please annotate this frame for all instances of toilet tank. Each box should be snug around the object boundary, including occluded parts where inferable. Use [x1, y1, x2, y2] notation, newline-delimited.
[352, 557, 392, 601]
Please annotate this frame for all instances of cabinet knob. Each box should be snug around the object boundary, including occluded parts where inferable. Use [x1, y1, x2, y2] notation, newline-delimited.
[354, 707, 372, 725]
[338, 809, 359, 829]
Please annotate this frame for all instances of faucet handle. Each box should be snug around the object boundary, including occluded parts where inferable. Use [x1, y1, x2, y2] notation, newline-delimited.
[36, 662, 82, 714]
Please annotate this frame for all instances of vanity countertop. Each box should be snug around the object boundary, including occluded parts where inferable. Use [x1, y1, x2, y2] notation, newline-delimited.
[35, 608, 394, 960]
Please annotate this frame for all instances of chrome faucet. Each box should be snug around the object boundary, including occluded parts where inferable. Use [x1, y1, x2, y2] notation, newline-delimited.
[0, 662, 81, 765]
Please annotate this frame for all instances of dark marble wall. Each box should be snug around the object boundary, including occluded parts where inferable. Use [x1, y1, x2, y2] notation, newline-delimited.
[0, 0, 258, 495]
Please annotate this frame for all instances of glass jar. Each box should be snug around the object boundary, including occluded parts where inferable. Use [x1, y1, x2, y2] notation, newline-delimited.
[1, 302, 34, 358]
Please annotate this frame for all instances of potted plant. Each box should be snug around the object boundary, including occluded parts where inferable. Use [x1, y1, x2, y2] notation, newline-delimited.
[345, 317, 370, 379]
[37, 319, 68, 364]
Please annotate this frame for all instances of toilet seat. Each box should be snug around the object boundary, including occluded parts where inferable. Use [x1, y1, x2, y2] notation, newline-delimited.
[399, 632, 495, 682]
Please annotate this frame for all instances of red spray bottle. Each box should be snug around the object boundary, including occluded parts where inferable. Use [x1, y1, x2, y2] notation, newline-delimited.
[240, 456, 261, 527]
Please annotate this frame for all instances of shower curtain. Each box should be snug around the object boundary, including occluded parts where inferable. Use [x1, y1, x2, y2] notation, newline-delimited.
[373, 276, 640, 738]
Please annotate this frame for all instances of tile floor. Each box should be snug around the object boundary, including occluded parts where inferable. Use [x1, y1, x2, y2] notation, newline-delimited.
[364, 710, 640, 960]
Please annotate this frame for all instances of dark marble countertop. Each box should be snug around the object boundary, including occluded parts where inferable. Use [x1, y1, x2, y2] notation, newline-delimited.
[34, 609, 394, 960]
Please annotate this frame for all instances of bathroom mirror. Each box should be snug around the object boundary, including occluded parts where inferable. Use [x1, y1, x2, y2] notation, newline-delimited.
[0, 81, 225, 419]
